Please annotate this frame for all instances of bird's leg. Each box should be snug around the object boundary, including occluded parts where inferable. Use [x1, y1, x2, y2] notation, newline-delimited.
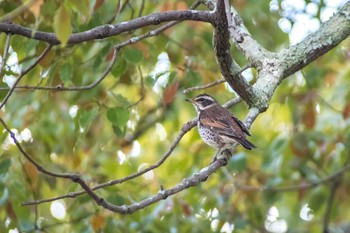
[211, 147, 228, 165]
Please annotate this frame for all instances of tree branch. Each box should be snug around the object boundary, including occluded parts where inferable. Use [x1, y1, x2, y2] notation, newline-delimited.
[0, 44, 53, 109]
[183, 64, 252, 94]
[323, 173, 342, 233]
[0, 47, 119, 92]
[21, 118, 197, 206]
[212, 0, 258, 108]
[279, 2, 350, 79]
[0, 10, 214, 45]
[226, 5, 271, 68]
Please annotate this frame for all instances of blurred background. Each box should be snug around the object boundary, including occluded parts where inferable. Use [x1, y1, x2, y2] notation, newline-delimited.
[0, 0, 349, 232]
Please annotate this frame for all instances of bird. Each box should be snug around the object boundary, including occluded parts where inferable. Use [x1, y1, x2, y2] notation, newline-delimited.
[186, 94, 256, 159]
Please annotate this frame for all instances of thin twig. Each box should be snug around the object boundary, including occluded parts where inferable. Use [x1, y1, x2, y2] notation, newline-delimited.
[0, 44, 53, 109]
[138, 0, 145, 17]
[21, 118, 198, 206]
[183, 64, 252, 94]
[20, 160, 39, 230]
[128, 65, 145, 108]
[323, 174, 342, 233]
[115, 0, 202, 49]
[183, 79, 226, 94]
[0, 118, 78, 179]
[0, 47, 120, 92]
[0, 117, 118, 213]
[0, 33, 12, 76]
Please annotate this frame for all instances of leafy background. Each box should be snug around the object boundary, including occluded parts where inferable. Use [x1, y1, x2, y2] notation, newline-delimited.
[0, 0, 350, 232]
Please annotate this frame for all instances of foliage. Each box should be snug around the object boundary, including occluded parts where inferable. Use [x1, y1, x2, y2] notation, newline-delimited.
[0, 0, 349, 232]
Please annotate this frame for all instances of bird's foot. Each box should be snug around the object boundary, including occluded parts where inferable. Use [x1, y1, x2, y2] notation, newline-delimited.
[211, 149, 231, 166]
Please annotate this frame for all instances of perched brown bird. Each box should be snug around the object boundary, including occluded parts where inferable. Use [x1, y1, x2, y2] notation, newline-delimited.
[187, 94, 256, 157]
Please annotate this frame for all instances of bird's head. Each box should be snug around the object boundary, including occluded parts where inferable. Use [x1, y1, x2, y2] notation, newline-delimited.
[186, 94, 218, 112]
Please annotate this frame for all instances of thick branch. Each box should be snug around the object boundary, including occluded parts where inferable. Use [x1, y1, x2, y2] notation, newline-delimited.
[212, 0, 258, 107]
[227, 6, 271, 68]
[0, 10, 214, 45]
[279, 2, 350, 79]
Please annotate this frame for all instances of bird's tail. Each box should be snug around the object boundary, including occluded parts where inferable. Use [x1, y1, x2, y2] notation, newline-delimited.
[240, 139, 257, 150]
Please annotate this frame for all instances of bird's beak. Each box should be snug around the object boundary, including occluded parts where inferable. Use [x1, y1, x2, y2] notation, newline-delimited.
[185, 98, 193, 103]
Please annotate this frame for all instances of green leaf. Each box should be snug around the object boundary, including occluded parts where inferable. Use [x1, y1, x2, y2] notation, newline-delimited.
[309, 187, 327, 212]
[111, 60, 126, 78]
[0, 159, 11, 179]
[106, 107, 129, 127]
[106, 192, 126, 206]
[112, 125, 125, 137]
[66, 0, 90, 21]
[78, 107, 99, 133]
[123, 48, 143, 64]
[53, 5, 72, 45]
[112, 94, 130, 107]
[59, 62, 73, 82]
[0, 82, 8, 100]
[185, 70, 202, 87]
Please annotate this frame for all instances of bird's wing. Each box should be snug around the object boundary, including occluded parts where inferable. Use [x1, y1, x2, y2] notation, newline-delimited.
[200, 108, 246, 140]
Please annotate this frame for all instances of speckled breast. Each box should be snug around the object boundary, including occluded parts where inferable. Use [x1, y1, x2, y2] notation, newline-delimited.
[197, 122, 221, 148]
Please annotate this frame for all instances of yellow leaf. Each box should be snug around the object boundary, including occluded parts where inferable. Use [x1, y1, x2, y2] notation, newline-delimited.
[53, 5, 71, 46]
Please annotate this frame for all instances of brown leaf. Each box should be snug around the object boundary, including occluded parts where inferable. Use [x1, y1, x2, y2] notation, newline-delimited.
[29, 0, 44, 17]
[94, 0, 104, 10]
[290, 133, 311, 157]
[92, 213, 105, 231]
[181, 202, 192, 216]
[162, 79, 179, 107]
[343, 103, 350, 119]
[302, 102, 316, 129]
[6, 202, 17, 221]
[23, 161, 39, 186]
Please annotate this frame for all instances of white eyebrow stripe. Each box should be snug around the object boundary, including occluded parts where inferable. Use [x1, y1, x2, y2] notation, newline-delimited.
[195, 96, 215, 102]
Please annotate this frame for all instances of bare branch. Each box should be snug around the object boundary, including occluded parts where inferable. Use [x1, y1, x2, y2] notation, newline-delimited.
[0, 47, 120, 92]
[226, 5, 271, 67]
[21, 118, 198, 206]
[182, 64, 252, 94]
[115, 0, 202, 49]
[127, 65, 145, 108]
[0, 10, 214, 45]
[323, 174, 342, 233]
[279, 2, 350, 79]
[183, 79, 226, 94]
[0, 44, 53, 109]
[212, 0, 257, 107]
